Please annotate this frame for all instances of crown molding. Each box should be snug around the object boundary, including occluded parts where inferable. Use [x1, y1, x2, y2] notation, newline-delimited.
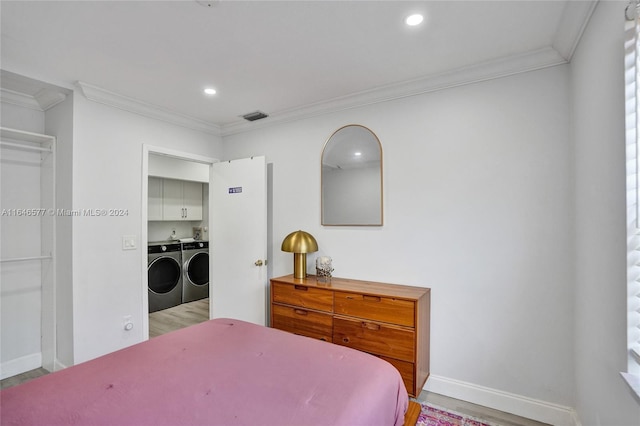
[221, 46, 567, 137]
[69, 45, 567, 139]
[552, 0, 598, 61]
[75, 82, 221, 136]
[34, 88, 67, 110]
[1, 88, 45, 111]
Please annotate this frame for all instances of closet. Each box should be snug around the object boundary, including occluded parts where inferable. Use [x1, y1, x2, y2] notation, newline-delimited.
[0, 127, 56, 379]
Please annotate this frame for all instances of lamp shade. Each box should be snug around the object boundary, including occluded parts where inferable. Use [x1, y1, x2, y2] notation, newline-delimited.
[281, 230, 318, 254]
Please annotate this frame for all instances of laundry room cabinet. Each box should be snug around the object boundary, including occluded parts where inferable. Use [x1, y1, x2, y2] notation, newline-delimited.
[148, 177, 203, 221]
[148, 177, 163, 221]
[162, 179, 202, 221]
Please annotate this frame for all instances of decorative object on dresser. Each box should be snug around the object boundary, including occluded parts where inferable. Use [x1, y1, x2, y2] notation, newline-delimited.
[315, 256, 333, 283]
[280, 230, 319, 279]
[270, 274, 430, 397]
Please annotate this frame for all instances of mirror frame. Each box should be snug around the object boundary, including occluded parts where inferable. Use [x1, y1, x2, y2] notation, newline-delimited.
[321, 124, 383, 226]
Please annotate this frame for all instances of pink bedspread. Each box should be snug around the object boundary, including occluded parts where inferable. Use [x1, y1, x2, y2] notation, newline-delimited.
[1, 318, 408, 426]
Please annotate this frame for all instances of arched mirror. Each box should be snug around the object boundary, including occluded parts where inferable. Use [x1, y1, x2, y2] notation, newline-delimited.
[321, 125, 383, 226]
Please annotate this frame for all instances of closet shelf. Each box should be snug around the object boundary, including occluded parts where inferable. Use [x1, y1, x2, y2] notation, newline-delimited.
[0, 141, 52, 153]
[1, 127, 55, 153]
[0, 255, 53, 263]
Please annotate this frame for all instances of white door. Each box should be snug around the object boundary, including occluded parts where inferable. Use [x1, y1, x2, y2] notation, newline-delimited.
[210, 156, 267, 325]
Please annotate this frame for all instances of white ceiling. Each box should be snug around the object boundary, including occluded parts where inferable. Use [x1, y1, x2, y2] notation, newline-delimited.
[0, 1, 596, 135]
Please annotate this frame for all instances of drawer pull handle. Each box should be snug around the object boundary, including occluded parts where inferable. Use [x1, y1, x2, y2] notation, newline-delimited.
[363, 295, 381, 302]
[362, 322, 380, 331]
[294, 309, 308, 316]
[342, 337, 350, 343]
[294, 285, 308, 291]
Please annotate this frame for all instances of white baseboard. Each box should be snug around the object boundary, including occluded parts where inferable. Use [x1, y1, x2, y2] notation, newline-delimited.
[0, 353, 42, 380]
[53, 359, 68, 371]
[424, 374, 580, 426]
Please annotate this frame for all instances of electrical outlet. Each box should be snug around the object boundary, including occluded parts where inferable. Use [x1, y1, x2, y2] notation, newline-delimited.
[123, 315, 133, 331]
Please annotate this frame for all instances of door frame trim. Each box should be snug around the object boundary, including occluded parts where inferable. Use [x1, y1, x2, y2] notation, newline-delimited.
[141, 144, 217, 340]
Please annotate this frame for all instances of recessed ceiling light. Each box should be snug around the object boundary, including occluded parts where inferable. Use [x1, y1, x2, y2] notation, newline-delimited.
[204, 88, 217, 95]
[405, 14, 424, 26]
[354, 152, 362, 157]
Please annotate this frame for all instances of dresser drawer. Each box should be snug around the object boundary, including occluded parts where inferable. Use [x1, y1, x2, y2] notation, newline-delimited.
[333, 316, 415, 362]
[272, 304, 333, 342]
[380, 356, 416, 396]
[272, 282, 333, 312]
[334, 291, 415, 327]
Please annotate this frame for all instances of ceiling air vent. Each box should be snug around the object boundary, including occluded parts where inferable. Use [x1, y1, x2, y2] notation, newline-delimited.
[242, 111, 269, 122]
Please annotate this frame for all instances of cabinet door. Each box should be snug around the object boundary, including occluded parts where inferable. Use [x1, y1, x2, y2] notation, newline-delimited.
[148, 177, 163, 220]
[182, 181, 202, 220]
[162, 179, 184, 220]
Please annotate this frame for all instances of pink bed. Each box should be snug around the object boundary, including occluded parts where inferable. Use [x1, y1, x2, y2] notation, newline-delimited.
[1, 318, 408, 426]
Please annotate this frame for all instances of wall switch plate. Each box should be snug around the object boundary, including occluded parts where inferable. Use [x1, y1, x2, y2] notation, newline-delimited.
[122, 235, 137, 250]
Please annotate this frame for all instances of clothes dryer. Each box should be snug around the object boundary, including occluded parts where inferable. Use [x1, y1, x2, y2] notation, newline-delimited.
[182, 241, 209, 303]
[148, 242, 183, 312]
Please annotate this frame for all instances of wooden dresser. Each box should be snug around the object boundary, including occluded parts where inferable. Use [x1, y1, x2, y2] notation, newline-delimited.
[270, 274, 430, 397]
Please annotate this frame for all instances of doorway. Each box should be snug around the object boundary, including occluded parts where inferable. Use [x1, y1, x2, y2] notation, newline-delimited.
[141, 145, 216, 339]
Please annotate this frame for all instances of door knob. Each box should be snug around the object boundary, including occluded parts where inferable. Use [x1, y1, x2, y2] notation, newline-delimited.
[254, 259, 264, 266]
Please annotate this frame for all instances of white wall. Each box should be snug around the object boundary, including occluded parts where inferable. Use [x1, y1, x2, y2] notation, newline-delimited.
[70, 93, 222, 363]
[1, 102, 44, 133]
[148, 153, 210, 183]
[223, 65, 575, 416]
[571, 1, 640, 425]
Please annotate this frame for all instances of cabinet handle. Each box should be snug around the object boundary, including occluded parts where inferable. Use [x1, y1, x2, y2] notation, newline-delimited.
[294, 309, 308, 316]
[362, 322, 380, 331]
[363, 295, 381, 302]
[342, 337, 350, 343]
[294, 285, 308, 291]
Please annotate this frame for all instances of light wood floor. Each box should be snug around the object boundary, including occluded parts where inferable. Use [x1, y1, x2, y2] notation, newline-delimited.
[148, 297, 209, 338]
[1, 367, 49, 390]
[2, 299, 548, 426]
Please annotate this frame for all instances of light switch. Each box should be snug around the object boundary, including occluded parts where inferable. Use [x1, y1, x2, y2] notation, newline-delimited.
[122, 235, 137, 250]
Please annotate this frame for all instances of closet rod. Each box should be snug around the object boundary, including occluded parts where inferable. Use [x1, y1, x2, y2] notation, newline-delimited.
[0, 255, 53, 263]
[0, 141, 52, 153]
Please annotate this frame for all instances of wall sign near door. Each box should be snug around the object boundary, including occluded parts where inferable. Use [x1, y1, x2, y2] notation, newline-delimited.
[228, 187, 243, 194]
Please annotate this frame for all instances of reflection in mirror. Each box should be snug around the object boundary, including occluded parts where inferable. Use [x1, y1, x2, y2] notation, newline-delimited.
[321, 125, 383, 226]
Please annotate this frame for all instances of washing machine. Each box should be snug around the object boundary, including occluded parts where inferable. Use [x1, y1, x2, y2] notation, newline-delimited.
[148, 242, 183, 313]
[182, 241, 209, 303]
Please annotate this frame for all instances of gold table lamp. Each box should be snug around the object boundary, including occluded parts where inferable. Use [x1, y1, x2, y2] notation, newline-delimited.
[281, 230, 318, 279]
